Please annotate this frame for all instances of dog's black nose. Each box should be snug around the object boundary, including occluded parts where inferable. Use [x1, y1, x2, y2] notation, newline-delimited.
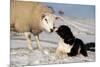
[50, 29, 53, 32]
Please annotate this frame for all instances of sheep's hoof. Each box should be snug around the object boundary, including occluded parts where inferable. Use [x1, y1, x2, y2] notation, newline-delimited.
[28, 47, 33, 51]
[38, 48, 49, 55]
[43, 50, 49, 55]
[37, 47, 43, 51]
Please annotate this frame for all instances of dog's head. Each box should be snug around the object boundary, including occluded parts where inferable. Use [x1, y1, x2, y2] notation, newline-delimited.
[56, 25, 74, 40]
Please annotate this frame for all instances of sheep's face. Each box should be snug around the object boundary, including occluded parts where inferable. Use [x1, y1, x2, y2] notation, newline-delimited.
[41, 14, 57, 33]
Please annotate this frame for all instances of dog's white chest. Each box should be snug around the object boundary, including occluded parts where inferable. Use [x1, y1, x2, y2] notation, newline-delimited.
[58, 39, 73, 53]
[64, 43, 73, 53]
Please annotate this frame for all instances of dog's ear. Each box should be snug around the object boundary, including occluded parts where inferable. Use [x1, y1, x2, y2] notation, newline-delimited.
[64, 38, 75, 45]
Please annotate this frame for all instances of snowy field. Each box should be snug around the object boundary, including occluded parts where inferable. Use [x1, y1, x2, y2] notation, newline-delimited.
[10, 16, 95, 67]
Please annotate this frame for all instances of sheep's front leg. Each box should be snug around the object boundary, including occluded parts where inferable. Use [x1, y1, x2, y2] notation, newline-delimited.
[24, 32, 33, 50]
[34, 35, 42, 50]
[34, 35, 49, 55]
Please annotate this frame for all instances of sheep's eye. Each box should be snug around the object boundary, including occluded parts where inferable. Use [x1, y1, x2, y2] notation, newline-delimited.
[45, 19, 47, 21]
[45, 19, 48, 23]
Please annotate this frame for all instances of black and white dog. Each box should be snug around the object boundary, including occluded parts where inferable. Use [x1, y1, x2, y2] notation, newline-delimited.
[55, 25, 95, 58]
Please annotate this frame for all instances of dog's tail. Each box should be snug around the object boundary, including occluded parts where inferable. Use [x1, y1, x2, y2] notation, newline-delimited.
[79, 42, 95, 57]
[85, 42, 95, 52]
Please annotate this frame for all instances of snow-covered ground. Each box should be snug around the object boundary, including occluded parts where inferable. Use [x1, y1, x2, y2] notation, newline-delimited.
[10, 16, 95, 67]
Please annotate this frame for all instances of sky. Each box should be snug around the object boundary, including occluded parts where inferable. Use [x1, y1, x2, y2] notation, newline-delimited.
[43, 2, 95, 19]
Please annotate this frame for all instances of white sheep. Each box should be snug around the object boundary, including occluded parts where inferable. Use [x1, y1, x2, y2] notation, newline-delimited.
[11, 1, 60, 52]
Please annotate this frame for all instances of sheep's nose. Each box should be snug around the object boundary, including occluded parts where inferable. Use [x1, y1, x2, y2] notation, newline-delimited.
[50, 29, 53, 32]
[53, 27, 58, 32]
[53, 27, 56, 29]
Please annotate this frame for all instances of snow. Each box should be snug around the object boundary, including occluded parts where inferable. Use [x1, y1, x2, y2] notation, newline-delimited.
[10, 16, 95, 67]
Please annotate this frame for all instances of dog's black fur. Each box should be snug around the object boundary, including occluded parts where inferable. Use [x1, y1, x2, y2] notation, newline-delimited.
[56, 25, 95, 57]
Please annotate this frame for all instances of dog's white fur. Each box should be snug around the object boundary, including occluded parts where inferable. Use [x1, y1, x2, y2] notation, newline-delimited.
[56, 38, 73, 58]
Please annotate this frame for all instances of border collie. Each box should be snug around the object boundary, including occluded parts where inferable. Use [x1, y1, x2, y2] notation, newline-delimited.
[55, 25, 95, 58]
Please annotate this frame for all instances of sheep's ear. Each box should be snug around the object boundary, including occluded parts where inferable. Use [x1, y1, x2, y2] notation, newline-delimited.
[55, 16, 64, 22]
[41, 14, 46, 19]
[55, 16, 60, 20]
